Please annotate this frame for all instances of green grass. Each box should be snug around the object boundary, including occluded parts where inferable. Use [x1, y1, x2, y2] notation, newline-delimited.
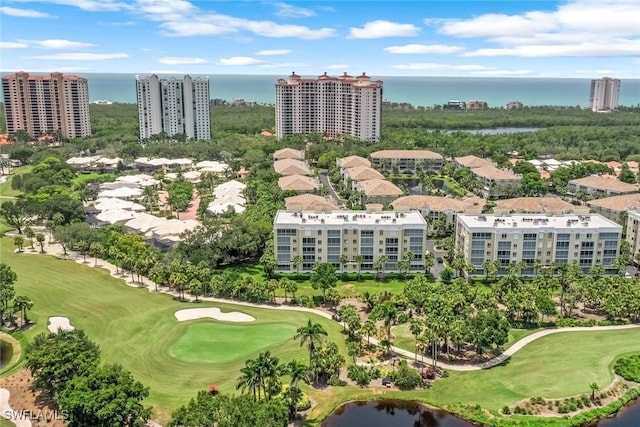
[71, 172, 116, 185]
[0, 418, 16, 427]
[0, 166, 32, 198]
[0, 238, 346, 422]
[169, 322, 298, 364]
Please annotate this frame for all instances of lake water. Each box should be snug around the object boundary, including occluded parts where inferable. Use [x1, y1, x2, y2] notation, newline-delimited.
[591, 398, 640, 427]
[320, 400, 474, 427]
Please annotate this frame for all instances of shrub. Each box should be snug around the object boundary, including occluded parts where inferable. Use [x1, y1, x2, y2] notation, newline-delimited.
[614, 354, 640, 382]
[327, 375, 342, 387]
[501, 405, 511, 415]
[394, 360, 422, 391]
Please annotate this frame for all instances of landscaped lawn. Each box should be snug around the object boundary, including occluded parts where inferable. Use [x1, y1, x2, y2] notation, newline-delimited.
[0, 238, 346, 422]
[0, 166, 32, 198]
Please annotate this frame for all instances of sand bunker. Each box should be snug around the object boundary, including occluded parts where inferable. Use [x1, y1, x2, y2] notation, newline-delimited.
[0, 388, 32, 427]
[47, 317, 75, 334]
[174, 307, 255, 323]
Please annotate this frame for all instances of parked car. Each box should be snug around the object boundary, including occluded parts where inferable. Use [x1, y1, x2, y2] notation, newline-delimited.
[436, 256, 443, 264]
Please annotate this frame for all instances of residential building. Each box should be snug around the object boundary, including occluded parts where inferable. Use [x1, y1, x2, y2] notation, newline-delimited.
[2, 71, 91, 139]
[455, 213, 622, 276]
[626, 211, 640, 256]
[275, 72, 382, 142]
[136, 75, 210, 141]
[273, 210, 427, 273]
[454, 155, 494, 169]
[466, 100, 487, 110]
[278, 174, 320, 193]
[273, 159, 312, 176]
[469, 166, 522, 198]
[567, 175, 639, 198]
[370, 150, 443, 174]
[273, 148, 304, 161]
[590, 77, 620, 112]
[391, 195, 485, 234]
[493, 197, 589, 215]
[355, 179, 403, 205]
[443, 100, 465, 110]
[342, 166, 385, 189]
[285, 194, 339, 212]
[507, 101, 523, 110]
[587, 194, 640, 221]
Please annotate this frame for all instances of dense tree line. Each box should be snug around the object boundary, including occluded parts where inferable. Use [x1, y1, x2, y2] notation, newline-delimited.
[0, 264, 33, 328]
[26, 329, 151, 426]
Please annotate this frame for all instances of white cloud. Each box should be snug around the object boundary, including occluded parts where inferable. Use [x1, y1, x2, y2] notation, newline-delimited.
[160, 22, 237, 37]
[258, 62, 310, 69]
[384, 44, 464, 54]
[23, 39, 96, 49]
[349, 20, 420, 39]
[0, 6, 54, 18]
[256, 49, 291, 56]
[29, 52, 129, 60]
[218, 56, 265, 66]
[0, 41, 29, 49]
[274, 2, 314, 18]
[464, 39, 640, 57]
[392, 63, 492, 71]
[434, 0, 640, 59]
[325, 64, 350, 70]
[13, 0, 129, 12]
[158, 56, 207, 65]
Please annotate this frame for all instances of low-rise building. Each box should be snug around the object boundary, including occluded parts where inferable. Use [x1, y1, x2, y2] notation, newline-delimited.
[454, 155, 494, 169]
[587, 194, 640, 221]
[278, 174, 320, 193]
[370, 150, 443, 175]
[455, 213, 622, 276]
[493, 197, 588, 215]
[355, 179, 403, 205]
[273, 210, 427, 273]
[342, 166, 385, 189]
[273, 159, 312, 176]
[443, 100, 465, 110]
[336, 155, 371, 170]
[391, 195, 485, 234]
[567, 175, 639, 198]
[469, 166, 522, 198]
[626, 210, 640, 257]
[507, 101, 523, 110]
[466, 100, 487, 110]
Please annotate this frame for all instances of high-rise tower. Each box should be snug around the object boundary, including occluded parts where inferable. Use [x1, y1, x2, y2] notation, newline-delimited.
[590, 77, 620, 112]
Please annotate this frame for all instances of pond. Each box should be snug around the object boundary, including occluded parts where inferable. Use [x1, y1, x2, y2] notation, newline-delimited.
[320, 400, 475, 427]
[0, 339, 13, 369]
[591, 398, 640, 427]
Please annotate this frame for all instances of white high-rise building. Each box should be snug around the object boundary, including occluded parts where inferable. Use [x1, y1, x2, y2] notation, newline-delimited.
[590, 77, 620, 112]
[135, 75, 210, 141]
[2, 71, 91, 139]
[275, 72, 382, 142]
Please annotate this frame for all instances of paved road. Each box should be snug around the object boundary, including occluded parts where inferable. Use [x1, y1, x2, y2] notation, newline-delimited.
[318, 170, 346, 208]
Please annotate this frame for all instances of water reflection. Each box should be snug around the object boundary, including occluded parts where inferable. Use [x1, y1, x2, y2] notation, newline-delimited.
[591, 398, 640, 427]
[321, 400, 474, 427]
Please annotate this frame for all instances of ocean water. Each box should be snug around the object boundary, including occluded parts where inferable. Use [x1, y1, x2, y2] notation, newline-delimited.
[2, 72, 639, 108]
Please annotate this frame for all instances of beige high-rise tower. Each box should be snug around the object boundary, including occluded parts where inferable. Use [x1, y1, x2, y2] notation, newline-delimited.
[2, 71, 91, 139]
[275, 72, 382, 142]
[590, 77, 620, 112]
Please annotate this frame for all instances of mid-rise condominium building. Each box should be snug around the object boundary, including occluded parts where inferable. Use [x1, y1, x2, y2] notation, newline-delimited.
[274, 210, 427, 273]
[136, 75, 210, 141]
[2, 71, 91, 139]
[590, 77, 620, 112]
[626, 210, 640, 258]
[275, 72, 382, 142]
[455, 213, 622, 276]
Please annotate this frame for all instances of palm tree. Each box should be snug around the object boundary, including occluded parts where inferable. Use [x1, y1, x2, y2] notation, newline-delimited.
[373, 255, 389, 280]
[590, 382, 599, 401]
[12, 295, 33, 326]
[142, 185, 159, 212]
[362, 318, 377, 347]
[35, 233, 45, 253]
[339, 254, 349, 274]
[237, 359, 261, 401]
[291, 255, 303, 277]
[409, 317, 424, 362]
[371, 301, 398, 342]
[255, 351, 281, 400]
[24, 226, 35, 251]
[354, 254, 364, 280]
[286, 359, 312, 389]
[294, 319, 328, 366]
[14, 236, 24, 253]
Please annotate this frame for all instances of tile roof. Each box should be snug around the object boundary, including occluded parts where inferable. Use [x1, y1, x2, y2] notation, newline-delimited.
[344, 166, 385, 181]
[493, 197, 587, 214]
[455, 155, 494, 169]
[391, 195, 485, 212]
[273, 159, 312, 176]
[357, 179, 403, 196]
[278, 174, 319, 192]
[568, 175, 639, 193]
[337, 155, 371, 169]
[471, 165, 521, 181]
[285, 194, 339, 212]
[370, 149, 443, 160]
[587, 193, 640, 213]
[273, 148, 304, 160]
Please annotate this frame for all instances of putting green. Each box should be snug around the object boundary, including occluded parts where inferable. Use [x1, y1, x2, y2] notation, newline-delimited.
[169, 322, 297, 364]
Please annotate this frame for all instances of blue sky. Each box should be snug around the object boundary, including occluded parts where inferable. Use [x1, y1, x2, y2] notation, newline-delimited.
[1, 0, 639, 77]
